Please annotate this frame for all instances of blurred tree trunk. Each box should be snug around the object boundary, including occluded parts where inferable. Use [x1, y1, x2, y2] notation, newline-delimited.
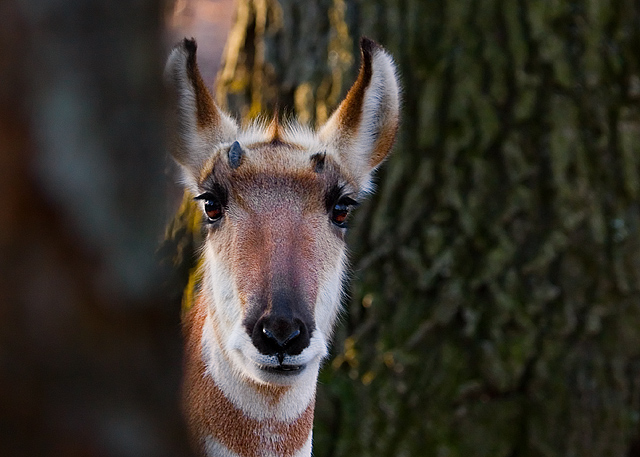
[214, 1, 640, 456]
[0, 1, 190, 456]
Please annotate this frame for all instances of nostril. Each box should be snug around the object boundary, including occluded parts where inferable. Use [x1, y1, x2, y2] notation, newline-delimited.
[262, 325, 301, 347]
[283, 328, 300, 346]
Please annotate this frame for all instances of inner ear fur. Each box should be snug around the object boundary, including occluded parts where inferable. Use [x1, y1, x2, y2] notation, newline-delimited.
[319, 37, 401, 186]
[165, 38, 238, 181]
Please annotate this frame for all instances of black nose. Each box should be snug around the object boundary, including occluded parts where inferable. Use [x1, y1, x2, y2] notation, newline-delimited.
[252, 316, 310, 358]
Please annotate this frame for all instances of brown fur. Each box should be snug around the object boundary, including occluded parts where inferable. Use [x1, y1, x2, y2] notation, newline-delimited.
[184, 38, 219, 129]
[335, 38, 374, 139]
[183, 300, 314, 457]
[206, 161, 336, 316]
[369, 116, 399, 168]
[267, 112, 284, 144]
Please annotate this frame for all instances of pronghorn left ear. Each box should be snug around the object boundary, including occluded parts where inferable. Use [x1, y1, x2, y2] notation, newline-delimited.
[319, 38, 401, 188]
[165, 38, 238, 187]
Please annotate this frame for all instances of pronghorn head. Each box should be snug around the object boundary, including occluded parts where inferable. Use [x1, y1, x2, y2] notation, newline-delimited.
[166, 38, 400, 386]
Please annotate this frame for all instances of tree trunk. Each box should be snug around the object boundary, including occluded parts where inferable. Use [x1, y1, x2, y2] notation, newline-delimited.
[0, 1, 190, 455]
[212, 1, 640, 456]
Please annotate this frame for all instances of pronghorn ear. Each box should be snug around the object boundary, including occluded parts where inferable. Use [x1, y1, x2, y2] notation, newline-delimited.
[165, 38, 238, 185]
[319, 37, 400, 188]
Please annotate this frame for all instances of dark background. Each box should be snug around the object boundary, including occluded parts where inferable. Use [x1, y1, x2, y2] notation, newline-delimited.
[1, 1, 640, 456]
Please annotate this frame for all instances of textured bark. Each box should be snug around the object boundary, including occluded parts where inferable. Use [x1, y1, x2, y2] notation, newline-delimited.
[200, 1, 640, 456]
[0, 1, 190, 455]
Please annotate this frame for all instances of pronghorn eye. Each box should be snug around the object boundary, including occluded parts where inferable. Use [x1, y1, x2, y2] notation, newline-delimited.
[195, 193, 224, 223]
[204, 199, 223, 222]
[331, 197, 358, 228]
[331, 204, 349, 226]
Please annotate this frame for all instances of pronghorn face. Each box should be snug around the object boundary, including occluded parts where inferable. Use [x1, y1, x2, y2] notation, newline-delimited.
[166, 38, 400, 385]
[194, 138, 354, 385]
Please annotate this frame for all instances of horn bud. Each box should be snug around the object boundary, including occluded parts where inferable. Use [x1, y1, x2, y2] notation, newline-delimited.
[228, 141, 244, 169]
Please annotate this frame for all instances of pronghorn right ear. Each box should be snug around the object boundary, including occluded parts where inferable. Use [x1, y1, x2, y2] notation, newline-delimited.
[319, 38, 400, 190]
[165, 38, 238, 184]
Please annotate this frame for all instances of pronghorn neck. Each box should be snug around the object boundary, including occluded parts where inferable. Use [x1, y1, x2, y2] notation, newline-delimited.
[183, 296, 316, 457]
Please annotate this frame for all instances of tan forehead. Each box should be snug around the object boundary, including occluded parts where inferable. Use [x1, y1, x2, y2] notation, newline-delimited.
[242, 140, 317, 172]
[197, 140, 349, 211]
[230, 164, 326, 214]
[199, 140, 317, 180]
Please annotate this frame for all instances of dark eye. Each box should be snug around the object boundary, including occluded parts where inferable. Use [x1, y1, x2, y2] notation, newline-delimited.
[331, 197, 358, 228]
[195, 193, 224, 223]
[204, 199, 223, 222]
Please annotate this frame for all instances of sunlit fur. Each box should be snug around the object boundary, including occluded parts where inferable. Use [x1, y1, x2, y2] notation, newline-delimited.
[165, 37, 400, 457]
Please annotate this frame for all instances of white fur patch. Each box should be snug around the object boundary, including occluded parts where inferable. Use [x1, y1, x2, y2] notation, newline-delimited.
[204, 436, 239, 457]
[202, 312, 320, 422]
[314, 249, 348, 338]
[204, 433, 312, 457]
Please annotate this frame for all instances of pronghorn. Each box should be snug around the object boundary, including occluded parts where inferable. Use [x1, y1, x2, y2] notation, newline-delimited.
[165, 36, 400, 457]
